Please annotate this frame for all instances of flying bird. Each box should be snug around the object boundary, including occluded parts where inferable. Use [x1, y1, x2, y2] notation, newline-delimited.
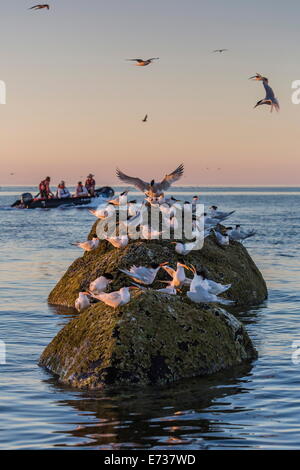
[142, 114, 148, 122]
[212, 49, 228, 53]
[126, 58, 159, 66]
[29, 4, 50, 10]
[249, 73, 280, 112]
[116, 164, 184, 198]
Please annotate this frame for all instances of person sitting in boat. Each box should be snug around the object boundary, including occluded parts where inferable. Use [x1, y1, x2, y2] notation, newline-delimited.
[85, 173, 96, 196]
[56, 181, 71, 199]
[75, 181, 89, 197]
[38, 176, 54, 199]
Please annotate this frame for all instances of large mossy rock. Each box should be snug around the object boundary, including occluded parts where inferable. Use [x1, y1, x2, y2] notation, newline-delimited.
[40, 291, 257, 389]
[48, 221, 267, 308]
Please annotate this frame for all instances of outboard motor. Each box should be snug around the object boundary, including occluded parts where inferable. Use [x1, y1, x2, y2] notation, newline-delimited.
[21, 193, 33, 206]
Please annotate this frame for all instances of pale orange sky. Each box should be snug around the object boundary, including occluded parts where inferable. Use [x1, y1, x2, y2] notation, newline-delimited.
[0, 1, 300, 186]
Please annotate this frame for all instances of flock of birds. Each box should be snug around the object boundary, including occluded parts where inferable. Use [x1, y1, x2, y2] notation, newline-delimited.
[28, 6, 280, 114]
[72, 165, 256, 312]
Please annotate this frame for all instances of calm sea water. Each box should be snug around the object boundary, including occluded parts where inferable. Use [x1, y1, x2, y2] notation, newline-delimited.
[0, 186, 300, 450]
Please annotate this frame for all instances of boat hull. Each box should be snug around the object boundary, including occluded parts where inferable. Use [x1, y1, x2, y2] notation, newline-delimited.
[11, 186, 114, 209]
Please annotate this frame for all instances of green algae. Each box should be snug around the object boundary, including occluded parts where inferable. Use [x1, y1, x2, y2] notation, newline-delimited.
[40, 291, 257, 389]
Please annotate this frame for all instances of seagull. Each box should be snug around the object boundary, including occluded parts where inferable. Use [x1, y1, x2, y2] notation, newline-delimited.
[203, 213, 220, 227]
[140, 225, 164, 239]
[116, 164, 184, 198]
[89, 273, 114, 294]
[119, 262, 167, 285]
[89, 205, 115, 219]
[249, 73, 280, 112]
[212, 229, 230, 246]
[75, 292, 90, 312]
[142, 114, 148, 122]
[209, 206, 235, 220]
[227, 225, 256, 241]
[170, 240, 198, 255]
[162, 262, 190, 288]
[187, 284, 234, 305]
[105, 234, 129, 249]
[126, 58, 159, 66]
[108, 190, 129, 206]
[29, 4, 50, 10]
[71, 235, 99, 252]
[187, 267, 231, 295]
[212, 49, 228, 53]
[90, 287, 136, 309]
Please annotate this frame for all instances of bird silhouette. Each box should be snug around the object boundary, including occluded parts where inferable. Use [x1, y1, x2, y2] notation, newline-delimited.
[126, 58, 159, 66]
[142, 114, 148, 122]
[29, 4, 50, 10]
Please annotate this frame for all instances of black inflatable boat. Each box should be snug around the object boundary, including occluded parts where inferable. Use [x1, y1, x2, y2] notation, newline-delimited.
[11, 186, 115, 209]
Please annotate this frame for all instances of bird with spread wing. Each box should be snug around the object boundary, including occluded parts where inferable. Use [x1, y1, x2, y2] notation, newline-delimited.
[116, 164, 184, 198]
[249, 73, 280, 112]
[29, 4, 50, 10]
[126, 58, 159, 66]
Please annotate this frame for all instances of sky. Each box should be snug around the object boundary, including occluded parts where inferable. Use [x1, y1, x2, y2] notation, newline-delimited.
[0, 0, 300, 186]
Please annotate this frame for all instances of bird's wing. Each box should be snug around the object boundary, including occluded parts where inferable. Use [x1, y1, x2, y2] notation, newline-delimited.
[159, 164, 184, 190]
[148, 58, 159, 61]
[263, 81, 275, 100]
[127, 59, 143, 62]
[116, 168, 149, 191]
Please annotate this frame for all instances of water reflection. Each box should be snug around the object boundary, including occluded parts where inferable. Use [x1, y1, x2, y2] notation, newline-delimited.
[43, 364, 254, 449]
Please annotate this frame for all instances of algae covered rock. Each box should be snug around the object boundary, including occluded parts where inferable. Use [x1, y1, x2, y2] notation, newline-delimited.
[48, 222, 267, 308]
[40, 291, 257, 389]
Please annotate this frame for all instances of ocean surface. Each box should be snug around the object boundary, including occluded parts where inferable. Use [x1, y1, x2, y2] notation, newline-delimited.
[0, 185, 300, 450]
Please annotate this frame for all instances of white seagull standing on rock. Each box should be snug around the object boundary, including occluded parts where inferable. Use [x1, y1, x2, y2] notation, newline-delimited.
[227, 225, 256, 242]
[162, 262, 190, 289]
[209, 206, 235, 220]
[89, 287, 137, 309]
[75, 292, 91, 312]
[71, 235, 99, 252]
[105, 234, 129, 249]
[187, 284, 234, 305]
[89, 273, 114, 294]
[120, 262, 167, 285]
[212, 229, 230, 246]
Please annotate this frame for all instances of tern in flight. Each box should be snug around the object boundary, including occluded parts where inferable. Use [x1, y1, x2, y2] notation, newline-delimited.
[212, 49, 228, 53]
[116, 164, 184, 198]
[249, 73, 280, 112]
[126, 58, 159, 66]
[142, 114, 148, 122]
[29, 4, 50, 10]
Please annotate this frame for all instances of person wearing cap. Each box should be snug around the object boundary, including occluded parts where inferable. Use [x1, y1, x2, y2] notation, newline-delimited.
[56, 181, 71, 199]
[85, 173, 96, 196]
[75, 181, 89, 197]
[38, 176, 54, 199]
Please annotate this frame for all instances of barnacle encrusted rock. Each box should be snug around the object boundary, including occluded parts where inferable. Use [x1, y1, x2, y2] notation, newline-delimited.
[41, 220, 266, 389]
[48, 220, 267, 308]
[40, 291, 257, 389]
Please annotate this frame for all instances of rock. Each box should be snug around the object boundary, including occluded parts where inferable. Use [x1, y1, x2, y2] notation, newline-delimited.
[48, 221, 267, 308]
[39, 291, 257, 389]
[41, 219, 266, 389]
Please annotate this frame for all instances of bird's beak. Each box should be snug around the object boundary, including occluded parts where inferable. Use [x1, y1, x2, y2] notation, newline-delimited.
[170, 242, 177, 244]
[129, 286, 139, 290]
[178, 263, 192, 271]
[159, 261, 169, 266]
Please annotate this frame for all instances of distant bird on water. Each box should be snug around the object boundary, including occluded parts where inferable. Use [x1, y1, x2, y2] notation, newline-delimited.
[116, 164, 184, 198]
[126, 58, 159, 66]
[142, 114, 148, 122]
[212, 49, 228, 53]
[29, 4, 50, 10]
[249, 73, 280, 112]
